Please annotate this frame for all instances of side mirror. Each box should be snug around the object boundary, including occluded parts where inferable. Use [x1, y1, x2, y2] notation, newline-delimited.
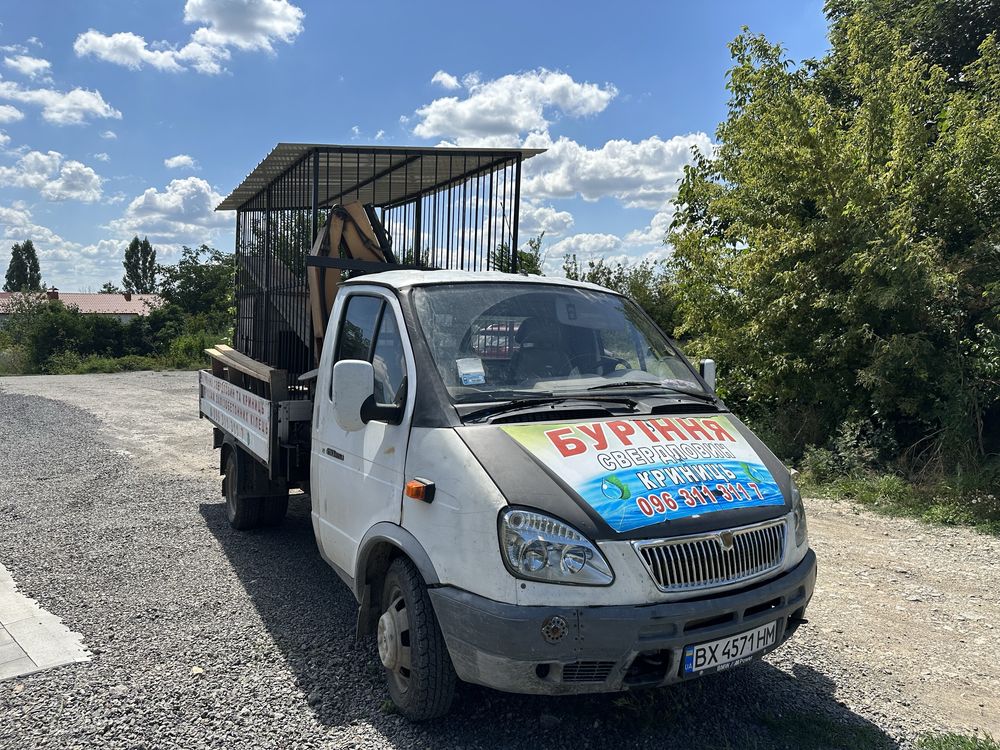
[332, 360, 374, 432]
[699, 359, 716, 392]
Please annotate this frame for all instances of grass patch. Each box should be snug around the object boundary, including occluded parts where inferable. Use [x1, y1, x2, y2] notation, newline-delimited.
[801, 473, 1000, 536]
[918, 733, 999, 750]
[40, 351, 207, 375]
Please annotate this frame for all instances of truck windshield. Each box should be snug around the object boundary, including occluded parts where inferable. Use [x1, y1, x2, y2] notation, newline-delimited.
[411, 283, 707, 404]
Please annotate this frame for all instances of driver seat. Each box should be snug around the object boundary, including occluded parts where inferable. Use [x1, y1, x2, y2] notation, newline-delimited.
[509, 317, 573, 381]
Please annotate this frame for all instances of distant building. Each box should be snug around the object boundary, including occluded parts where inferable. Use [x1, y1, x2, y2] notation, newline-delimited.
[0, 288, 163, 325]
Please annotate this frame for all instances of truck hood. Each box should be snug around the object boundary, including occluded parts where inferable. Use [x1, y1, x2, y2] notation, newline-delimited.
[456, 413, 793, 542]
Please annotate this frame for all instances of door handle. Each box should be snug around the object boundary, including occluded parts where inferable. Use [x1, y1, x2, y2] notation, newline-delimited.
[325, 447, 344, 461]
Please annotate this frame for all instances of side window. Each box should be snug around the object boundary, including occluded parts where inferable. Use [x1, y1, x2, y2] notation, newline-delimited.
[332, 294, 409, 409]
[372, 312, 406, 405]
[336, 295, 382, 363]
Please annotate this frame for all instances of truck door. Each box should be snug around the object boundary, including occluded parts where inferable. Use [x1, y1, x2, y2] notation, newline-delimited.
[312, 290, 414, 576]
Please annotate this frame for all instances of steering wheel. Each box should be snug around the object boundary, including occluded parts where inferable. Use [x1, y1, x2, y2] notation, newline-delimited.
[596, 355, 631, 375]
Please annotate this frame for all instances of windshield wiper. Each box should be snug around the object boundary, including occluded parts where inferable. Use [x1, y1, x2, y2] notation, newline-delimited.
[586, 380, 718, 403]
[462, 395, 637, 423]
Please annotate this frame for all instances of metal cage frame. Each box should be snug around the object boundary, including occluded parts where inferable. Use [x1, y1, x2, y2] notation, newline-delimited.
[218, 144, 543, 389]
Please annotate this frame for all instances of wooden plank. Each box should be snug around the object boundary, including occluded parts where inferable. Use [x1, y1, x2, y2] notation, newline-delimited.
[205, 346, 276, 385]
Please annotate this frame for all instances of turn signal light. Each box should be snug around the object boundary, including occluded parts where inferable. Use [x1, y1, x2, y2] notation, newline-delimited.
[404, 478, 435, 503]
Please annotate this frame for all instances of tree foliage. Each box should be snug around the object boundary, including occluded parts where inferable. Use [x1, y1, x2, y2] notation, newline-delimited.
[122, 236, 157, 294]
[156, 244, 235, 335]
[3, 240, 43, 292]
[668, 7, 1000, 473]
[489, 233, 546, 275]
[562, 254, 680, 336]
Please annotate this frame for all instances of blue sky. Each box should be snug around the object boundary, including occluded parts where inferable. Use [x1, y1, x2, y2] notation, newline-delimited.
[0, 0, 829, 290]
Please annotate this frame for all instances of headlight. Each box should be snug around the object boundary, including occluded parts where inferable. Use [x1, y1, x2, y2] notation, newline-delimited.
[791, 480, 809, 547]
[499, 508, 614, 586]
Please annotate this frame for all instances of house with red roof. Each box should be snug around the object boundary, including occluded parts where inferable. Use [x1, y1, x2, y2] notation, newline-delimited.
[0, 288, 162, 324]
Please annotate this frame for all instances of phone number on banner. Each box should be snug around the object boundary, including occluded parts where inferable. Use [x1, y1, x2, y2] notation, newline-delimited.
[635, 482, 767, 519]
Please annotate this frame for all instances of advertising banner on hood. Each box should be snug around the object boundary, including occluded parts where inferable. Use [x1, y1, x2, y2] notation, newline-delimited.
[500, 415, 784, 533]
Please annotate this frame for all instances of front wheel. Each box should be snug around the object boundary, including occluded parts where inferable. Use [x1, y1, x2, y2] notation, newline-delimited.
[378, 558, 456, 720]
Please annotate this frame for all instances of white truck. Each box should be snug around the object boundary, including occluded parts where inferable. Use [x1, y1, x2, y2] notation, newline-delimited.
[200, 144, 816, 720]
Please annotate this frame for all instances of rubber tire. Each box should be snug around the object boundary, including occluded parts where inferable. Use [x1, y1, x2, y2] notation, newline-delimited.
[223, 447, 262, 530]
[380, 557, 456, 720]
[259, 494, 289, 527]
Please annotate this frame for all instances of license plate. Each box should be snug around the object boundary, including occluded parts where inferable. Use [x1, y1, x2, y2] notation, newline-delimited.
[683, 620, 778, 676]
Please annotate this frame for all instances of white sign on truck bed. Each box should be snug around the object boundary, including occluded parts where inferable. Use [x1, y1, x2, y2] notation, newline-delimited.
[199, 370, 271, 462]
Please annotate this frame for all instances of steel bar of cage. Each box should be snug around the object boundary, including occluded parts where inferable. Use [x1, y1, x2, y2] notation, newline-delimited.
[511, 156, 522, 273]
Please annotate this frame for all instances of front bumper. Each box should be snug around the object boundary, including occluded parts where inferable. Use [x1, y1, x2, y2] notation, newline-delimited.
[429, 548, 816, 695]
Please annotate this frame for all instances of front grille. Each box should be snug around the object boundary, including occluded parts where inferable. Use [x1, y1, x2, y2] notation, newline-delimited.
[562, 661, 616, 683]
[634, 518, 786, 593]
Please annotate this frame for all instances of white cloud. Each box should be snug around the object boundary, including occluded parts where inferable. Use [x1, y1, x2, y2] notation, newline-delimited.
[164, 153, 199, 170]
[431, 70, 460, 90]
[0, 132, 9, 147]
[73, 31, 186, 72]
[93, 152, 110, 162]
[0, 80, 121, 125]
[108, 176, 229, 242]
[75, 0, 304, 75]
[624, 203, 675, 246]
[543, 233, 624, 275]
[374, 129, 385, 141]
[0, 202, 80, 252]
[0, 104, 23, 123]
[0, 150, 104, 202]
[100, 130, 117, 140]
[185, 0, 304, 51]
[521, 131, 711, 209]
[412, 69, 617, 143]
[41, 161, 103, 202]
[3, 55, 52, 81]
[518, 199, 574, 239]
[0, 205, 126, 289]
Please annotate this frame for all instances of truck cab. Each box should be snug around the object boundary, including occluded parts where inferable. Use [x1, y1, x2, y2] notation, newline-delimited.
[308, 270, 815, 718]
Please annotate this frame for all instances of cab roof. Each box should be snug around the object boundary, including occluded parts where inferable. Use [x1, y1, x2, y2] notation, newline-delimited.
[341, 269, 612, 294]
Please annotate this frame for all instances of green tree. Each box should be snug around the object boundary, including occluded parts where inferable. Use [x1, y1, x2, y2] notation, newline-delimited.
[156, 245, 235, 334]
[3, 240, 43, 292]
[668, 13, 1000, 471]
[122, 236, 157, 294]
[826, 0, 1000, 78]
[563, 253, 679, 335]
[99, 281, 121, 294]
[489, 233, 545, 275]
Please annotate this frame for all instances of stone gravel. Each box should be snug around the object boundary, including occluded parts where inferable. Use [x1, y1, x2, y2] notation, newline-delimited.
[0, 377, 997, 749]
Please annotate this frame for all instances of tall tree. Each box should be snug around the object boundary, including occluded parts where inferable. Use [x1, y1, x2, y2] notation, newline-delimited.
[3, 240, 43, 292]
[122, 236, 157, 294]
[488, 233, 545, 275]
[668, 11, 1000, 470]
[156, 245, 235, 333]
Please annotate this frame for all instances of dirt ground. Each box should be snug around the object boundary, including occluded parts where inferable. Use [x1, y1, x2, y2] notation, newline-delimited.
[1, 370, 998, 746]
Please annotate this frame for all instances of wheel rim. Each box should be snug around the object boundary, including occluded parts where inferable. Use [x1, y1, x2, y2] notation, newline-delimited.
[378, 587, 412, 694]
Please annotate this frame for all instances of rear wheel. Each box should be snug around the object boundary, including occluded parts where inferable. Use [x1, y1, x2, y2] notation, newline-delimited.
[222, 446, 288, 530]
[378, 557, 456, 720]
[224, 447, 261, 530]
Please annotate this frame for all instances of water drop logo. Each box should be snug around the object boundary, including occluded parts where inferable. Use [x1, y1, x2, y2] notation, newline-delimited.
[601, 475, 630, 500]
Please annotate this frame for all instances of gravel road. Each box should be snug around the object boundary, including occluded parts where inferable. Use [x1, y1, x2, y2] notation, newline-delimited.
[1, 371, 997, 749]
